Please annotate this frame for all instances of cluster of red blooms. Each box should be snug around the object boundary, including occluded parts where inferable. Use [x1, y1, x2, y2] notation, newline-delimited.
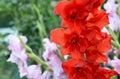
[50, 0, 118, 79]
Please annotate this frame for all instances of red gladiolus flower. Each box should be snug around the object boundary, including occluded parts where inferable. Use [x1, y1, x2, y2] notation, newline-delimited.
[62, 59, 118, 79]
[84, 29, 112, 62]
[54, 0, 108, 30]
[82, 27, 112, 51]
[62, 59, 95, 79]
[51, 0, 118, 78]
[51, 27, 112, 62]
[50, 28, 89, 59]
[54, 0, 88, 29]
[79, 27, 112, 62]
[88, 31, 112, 53]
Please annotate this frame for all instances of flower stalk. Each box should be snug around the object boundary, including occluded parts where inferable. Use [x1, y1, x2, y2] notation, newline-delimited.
[18, 35, 53, 72]
[105, 26, 120, 50]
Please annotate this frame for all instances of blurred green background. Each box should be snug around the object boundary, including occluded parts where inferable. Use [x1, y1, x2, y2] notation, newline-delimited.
[0, 0, 60, 79]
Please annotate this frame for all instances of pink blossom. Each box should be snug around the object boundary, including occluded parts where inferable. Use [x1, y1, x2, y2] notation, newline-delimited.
[103, 0, 120, 32]
[8, 35, 27, 52]
[107, 14, 120, 31]
[111, 57, 120, 74]
[7, 35, 28, 78]
[114, 48, 120, 54]
[7, 36, 55, 79]
[47, 55, 66, 79]
[27, 65, 43, 79]
[104, 0, 118, 14]
[42, 71, 52, 79]
[42, 38, 60, 61]
[42, 38, 66, 79]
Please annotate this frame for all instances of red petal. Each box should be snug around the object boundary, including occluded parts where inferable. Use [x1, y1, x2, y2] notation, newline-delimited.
[50, 28, 65, 46]
[54, 1, 68, 15]
[86, 50, 108, 63]
[94, 68, 118, 79]
[86, 10, 109, 30]
[97, 36, 112, 53]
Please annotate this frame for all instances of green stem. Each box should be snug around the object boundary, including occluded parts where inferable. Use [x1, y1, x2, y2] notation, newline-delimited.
[111, 40, 120, 49]
[105, 26, 120, 50]
[33, 5, 48, 37]
[105, 26, 118, 41]
[18, 36, 52, 72]
[27, 53, 52, 71]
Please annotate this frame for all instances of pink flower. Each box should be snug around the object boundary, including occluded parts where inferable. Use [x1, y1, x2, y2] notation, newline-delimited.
[108, 14, 120, 31]
[7, 35, 28, 78]
[42, 38, 66, 79]
[104, 0, 118, 14]
[111, 57, 120, 74]
[42, 71, 52, 79]
[114, 48, 120, 54]
[42, 38, 60, 61]
[103, 0, 120, 32]
[47, 55, 66, 79]
[8, 35, 27, 52]
[27, 65, 43, 79]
